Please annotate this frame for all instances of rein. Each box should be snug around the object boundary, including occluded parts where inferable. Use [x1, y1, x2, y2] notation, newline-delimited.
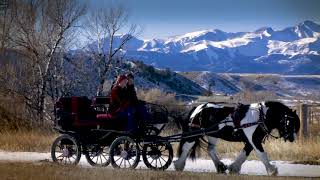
[257, 103, 281, 140]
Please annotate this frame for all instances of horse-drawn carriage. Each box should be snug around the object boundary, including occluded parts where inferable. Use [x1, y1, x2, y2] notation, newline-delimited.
[52, 96, 300, 175]
[51, 96, 173, 170]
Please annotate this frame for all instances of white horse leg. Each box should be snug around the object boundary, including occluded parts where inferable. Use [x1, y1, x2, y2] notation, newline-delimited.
[207, 136, 227, 173]
[229, 150, 247, 174]
[173, 141, 195, 171]
[243, 126, 278, 176]
[228, 143, 253, 174]
[255, 151, 278, 175]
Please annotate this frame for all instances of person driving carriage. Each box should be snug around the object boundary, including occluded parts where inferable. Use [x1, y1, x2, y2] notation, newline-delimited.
[125, 73, 138, 104]
[125, 73, 149, 122]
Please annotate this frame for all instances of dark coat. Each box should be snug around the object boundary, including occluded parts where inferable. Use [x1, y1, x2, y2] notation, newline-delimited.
[125, 84, 138, 105]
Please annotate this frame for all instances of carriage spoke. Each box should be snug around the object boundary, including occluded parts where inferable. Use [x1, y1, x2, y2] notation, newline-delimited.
[95, 156, 99, 164]
[119, 159, 124, 167]
[160, 156, 166, 162]
[159, 158, 163, 167]
[101, 154, 108, 161]
[150, 158, 155, 165]
[115, 156, 122, 162]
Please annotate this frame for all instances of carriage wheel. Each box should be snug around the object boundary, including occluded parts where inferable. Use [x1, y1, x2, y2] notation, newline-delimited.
[84, 145, 110, 167]
[51, 134, 81, 165]
[109, 136, 140, 169]
[142, 142, 173, 170]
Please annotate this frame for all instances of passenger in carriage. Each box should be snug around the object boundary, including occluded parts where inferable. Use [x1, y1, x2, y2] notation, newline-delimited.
[109, 75, 137, 132]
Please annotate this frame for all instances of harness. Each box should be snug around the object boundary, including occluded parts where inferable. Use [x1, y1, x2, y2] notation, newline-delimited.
[236, 103, 281, 140]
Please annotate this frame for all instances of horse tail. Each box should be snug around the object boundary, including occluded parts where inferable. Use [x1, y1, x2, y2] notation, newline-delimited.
[177, 135, 204, 161]
[177, 106, 204, 161]
[189, 137, 201, 161]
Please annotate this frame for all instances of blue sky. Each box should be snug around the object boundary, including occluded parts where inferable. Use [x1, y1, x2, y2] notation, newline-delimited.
[89, 0, 320, 39]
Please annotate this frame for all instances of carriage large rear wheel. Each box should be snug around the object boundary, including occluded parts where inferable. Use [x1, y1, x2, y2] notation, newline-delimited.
[84, 145, 110, 167]
[51, 134, 81, 165]
[109, 136, 140, 169]
[142, 142, 173, 170]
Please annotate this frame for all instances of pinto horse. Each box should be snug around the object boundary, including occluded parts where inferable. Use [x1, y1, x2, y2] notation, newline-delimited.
[174, 101, 300, 175]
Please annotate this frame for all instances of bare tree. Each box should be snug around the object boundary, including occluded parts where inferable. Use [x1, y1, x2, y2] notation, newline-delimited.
[2, 0, 87, 123]
[83, 3, 140, 96]
[0, 0, 16, 51]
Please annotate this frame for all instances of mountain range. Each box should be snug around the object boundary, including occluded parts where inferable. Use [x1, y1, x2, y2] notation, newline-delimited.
[87, 20, 320, 74]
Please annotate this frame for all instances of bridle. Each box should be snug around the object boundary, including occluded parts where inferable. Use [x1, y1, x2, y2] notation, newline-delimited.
[279, 112, 296, 141]
[259, 106, 296, 141]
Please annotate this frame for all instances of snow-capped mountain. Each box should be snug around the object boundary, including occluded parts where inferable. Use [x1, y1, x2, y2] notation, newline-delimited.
[87, 20, 320, 74]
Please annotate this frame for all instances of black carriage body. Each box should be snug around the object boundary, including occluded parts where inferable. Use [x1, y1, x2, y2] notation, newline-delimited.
[52, 96, 173, 169]
[55, 96, 126, 132]
[55, 97, 168, 131]
[54, 96, 169, 145]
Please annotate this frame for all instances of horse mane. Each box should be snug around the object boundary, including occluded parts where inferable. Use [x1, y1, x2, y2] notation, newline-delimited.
[265, 101, 289, 110]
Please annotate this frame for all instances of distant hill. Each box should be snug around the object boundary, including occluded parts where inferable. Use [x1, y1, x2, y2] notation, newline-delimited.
[62, 54, 208, 97]
[180, 72, 320, 99]
[118, 61, 207, 95]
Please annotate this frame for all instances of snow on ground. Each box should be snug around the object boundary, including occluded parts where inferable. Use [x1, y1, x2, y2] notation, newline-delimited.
[0, 151, 319, 177]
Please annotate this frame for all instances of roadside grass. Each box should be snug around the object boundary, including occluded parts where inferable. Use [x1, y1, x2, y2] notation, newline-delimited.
[0, 162, 303, 180]
[0, 130, 57, 152]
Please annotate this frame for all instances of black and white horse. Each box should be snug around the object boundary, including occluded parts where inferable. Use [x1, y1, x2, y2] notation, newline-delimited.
[174, 101, 300, 175]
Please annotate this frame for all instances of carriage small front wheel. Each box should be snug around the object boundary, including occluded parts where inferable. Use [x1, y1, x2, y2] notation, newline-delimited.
[51, 134, 81, 165]
[84, 145, 110, 167]
[109, 136, 140, 169]
[142, 141, 173, 170]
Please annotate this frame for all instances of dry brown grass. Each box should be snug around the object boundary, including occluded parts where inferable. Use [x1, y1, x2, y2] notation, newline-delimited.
[166, 137, 320, 164]
[214, 137, 320, 163]
[137, 88, 185, 112]
[0, 130, 57, 152]
[0, 162, 303, 180]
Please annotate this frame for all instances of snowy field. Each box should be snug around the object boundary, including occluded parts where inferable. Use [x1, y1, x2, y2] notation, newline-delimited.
[0, 151, 319, 178]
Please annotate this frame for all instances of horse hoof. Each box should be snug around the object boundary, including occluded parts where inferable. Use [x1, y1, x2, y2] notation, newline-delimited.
[228, 164, 241, 174]
[217, 163, 227, 174]
[267, 165, 278, 176]
[173, 160, 185, 171]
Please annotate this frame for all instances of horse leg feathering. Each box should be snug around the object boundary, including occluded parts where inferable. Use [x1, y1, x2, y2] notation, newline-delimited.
[228, 142, 253, 174]
[207, 136, 227, 173]
[173, 141, 195, 171]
